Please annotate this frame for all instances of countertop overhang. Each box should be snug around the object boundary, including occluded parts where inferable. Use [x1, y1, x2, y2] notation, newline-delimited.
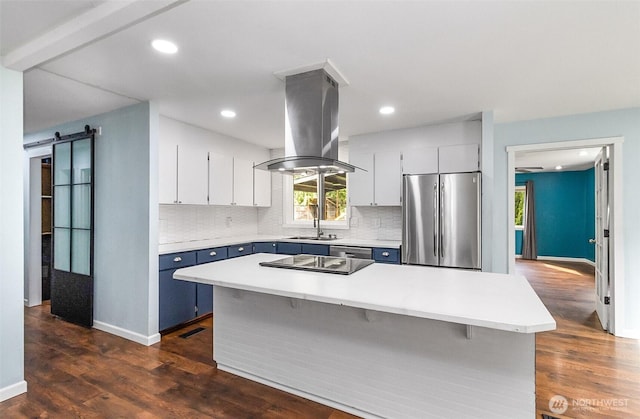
[174, 253, 556, 334]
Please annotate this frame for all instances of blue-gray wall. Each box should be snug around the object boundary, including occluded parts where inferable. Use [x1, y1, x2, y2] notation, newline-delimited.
[0, 65, 26, 401]
[24, 102, 159, 341]
[493, 107, 640, 334]
[515, 169, 595, 261]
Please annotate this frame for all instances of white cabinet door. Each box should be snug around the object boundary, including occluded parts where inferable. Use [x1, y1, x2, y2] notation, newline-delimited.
[233, 158, 254, 206]
[159, 141, 178, 204]
[439, 144, 479, 173]
[374, 152, 402, 206]
[209, 153, 233, 205]
[253, 167, 271, 207]
[402, 147, 439, 174]
[177, 144, 208, 205]
[348, 152, 374, 206]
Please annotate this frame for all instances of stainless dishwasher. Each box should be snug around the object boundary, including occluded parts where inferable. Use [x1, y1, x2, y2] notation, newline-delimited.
[329, 245, 373, 259]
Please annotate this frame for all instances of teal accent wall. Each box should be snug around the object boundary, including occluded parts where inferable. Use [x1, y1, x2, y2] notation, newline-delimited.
[515, 169, 595, 261]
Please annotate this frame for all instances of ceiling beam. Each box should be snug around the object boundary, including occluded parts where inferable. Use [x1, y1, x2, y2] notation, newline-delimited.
[2, 0, 188, 71]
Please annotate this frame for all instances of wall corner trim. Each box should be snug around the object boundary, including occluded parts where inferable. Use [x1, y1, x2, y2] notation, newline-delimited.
[93, 320, 160, 346]
[0, 380, 27, 402]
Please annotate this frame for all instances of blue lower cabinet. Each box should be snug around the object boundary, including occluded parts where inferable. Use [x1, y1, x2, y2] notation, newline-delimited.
[254, 242, 278, 253]
[277, 242, 302, 255]
[196, 283, 213, 315]
[196, 246, 228, 264]
[159, 268, 196, 331]
[373, 247, 400, 264]
[301, 243, 330, 256]
[228, 243, 253, 258]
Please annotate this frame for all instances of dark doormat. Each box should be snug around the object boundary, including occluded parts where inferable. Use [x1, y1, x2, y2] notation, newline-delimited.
[179, 327, 206, 339]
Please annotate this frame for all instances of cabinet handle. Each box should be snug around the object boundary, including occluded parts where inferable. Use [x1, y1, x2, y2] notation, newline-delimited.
[382, 252, 389, 257]
[209, 251, 217, 256]
[173, 256, 182, 262]
[238, 247, 244, 252]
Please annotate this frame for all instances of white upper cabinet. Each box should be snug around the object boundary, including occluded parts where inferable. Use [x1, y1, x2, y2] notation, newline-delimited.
[402, 146, 439, 175]
[159, 141, 177, 204]
[232, 158, 254, 206]
[349, 152, 401, 206]
[177, 144, 208, 205]
[348, 152, 374, 206]
[374, 152, 402, 206]
[209, 153, 233, 205]
[438, 143, 480, 173]
[253, 167, 271, 207]
[158, 138, 207, 205]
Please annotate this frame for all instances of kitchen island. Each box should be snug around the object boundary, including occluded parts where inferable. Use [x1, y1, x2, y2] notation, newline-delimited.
[175, 253, 555, 418]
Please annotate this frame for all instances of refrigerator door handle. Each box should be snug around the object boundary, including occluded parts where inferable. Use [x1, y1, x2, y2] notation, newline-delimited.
[433, 183, 438, 257]
[440, 182, 445, 258]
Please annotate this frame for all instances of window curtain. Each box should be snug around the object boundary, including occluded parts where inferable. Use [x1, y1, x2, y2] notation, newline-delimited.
[522, 180, 537, 259]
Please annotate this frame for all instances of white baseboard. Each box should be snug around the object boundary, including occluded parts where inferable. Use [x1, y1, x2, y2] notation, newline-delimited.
[616, 329, 640, 340]
[0, 380, 27, 402]
[515, 255, 595, 266]
[93, 320, 161, 346]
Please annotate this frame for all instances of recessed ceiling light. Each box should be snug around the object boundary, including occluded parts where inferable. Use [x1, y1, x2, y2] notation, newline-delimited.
[278, 168, 286, 172]
[555, 165, 563, 170]
[151, 39, 178, 54]
[579, 150, 588, 157]
[379, 106, 395, 115]
[220, 109, 236, 118]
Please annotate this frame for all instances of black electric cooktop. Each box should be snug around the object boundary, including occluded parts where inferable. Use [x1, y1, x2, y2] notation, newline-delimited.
[259, 255, 374, 275]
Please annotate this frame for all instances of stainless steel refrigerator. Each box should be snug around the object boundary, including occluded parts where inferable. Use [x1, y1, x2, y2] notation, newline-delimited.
[402, 172, 481, 269]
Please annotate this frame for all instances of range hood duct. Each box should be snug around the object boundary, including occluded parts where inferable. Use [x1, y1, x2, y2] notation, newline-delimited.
[254, 68, 357, 175]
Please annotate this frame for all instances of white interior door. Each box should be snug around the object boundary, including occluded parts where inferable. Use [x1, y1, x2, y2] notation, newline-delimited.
[594, 147, 610, 331]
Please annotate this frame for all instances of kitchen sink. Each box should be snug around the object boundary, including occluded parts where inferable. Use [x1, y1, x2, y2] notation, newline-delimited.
[287, 236, 339, 241]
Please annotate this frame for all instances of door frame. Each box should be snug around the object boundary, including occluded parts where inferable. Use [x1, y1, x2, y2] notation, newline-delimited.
[24, 145, 52, 307]
[506, 137, 624, 335]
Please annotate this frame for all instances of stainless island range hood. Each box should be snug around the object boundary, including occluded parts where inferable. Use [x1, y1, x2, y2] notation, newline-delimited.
[254, 68, 356, 175]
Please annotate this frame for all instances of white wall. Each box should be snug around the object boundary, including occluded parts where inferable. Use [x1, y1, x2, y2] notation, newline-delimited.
[24, 102, 160, 345]
[158, 116, 269, 243]
[0, 65, 27, 401]
[492, 107, 640, 337]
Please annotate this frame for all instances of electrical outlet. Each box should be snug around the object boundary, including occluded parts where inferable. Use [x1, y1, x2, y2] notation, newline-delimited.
[373, 218, 381, 228]
[225, 217, 232, 228]
[350, 217, 359, 227]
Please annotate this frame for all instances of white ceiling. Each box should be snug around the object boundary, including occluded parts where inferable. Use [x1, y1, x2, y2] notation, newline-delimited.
[515, 147, 602, 173]
[1, 1, 639, 150]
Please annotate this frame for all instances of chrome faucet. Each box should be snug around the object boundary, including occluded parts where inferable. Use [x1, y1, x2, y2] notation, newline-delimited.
[313, 204, 324, 239]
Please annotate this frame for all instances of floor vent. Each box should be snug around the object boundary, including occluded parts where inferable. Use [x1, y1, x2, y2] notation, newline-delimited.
[179, 327, 205, 339]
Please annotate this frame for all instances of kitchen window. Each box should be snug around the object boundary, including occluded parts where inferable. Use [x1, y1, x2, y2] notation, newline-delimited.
[283, 172, 349, 228]
[515, 185, 526, 229]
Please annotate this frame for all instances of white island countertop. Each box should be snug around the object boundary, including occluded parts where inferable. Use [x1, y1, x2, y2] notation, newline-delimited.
[175, 253, 556, 334]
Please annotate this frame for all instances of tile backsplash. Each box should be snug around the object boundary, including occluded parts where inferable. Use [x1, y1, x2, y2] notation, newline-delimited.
[159, 204, 258, 244]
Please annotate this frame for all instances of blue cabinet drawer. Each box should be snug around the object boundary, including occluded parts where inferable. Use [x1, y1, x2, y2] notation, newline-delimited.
[277, 242, 302, 255]
[301, 243, 330, 256]
[228, 243, 253, 258]
[254, 242, 277, 253]
[196, 246, 228, 264]
[159, 251, 197, 271]
[373, 248, 400, 264]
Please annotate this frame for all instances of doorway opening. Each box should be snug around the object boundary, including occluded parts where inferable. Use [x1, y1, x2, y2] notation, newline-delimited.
[507, 137, 624, 335]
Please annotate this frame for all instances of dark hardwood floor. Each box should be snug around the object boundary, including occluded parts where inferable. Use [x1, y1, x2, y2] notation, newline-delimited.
[2, 260, 639, 418]
[517, 259, 640, 418]
[0, 303, 356, 418]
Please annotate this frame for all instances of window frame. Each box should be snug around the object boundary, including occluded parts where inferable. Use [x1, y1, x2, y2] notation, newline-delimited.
[514, 185, 526, 231]
[282, 174, 350, 229]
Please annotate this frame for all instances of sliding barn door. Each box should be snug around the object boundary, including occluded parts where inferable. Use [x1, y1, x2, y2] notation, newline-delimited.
[51, 132, 94, 327]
